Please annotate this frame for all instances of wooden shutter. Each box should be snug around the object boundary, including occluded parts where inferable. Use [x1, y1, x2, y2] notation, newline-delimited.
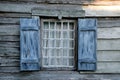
[20, 18, 40, 71]
[78, 19, 97, 71]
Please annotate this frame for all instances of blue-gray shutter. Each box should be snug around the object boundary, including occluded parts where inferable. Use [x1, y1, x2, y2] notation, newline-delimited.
[20, 18, 40, 71]
[78, 19, 97, 71]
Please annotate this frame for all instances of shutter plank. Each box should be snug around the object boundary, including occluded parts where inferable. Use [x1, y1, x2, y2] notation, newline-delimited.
[20, 18, 40, 71]
[78, 19, 97, 71]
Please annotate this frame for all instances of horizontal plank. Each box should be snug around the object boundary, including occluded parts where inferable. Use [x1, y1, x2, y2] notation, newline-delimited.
[0, 25, 19, 36]
[0, 47, 19, 54]
[0, 18, 20, 24]
[0, 2, 119, 17]
[0, 42, 19, 48]
[0, 3, 83, 13]
[36, 0, 120, 5]
[0, 52, 19, 57]
[0, 25, 19, 30]
[0, 30, 19, 36]
[98, 27, 120, 39]
[97, 39, 120, 50]
[97, 18, 120, 28]
[97, 62, 120, 73]
[0, 36, 19, 41]
[0, 12, 31, 18]
[97, 51, 120, 61]
[83, 5, 120, 17]
[0, 58, 19, 67]
[80, 62, 120, 73]
[32, 8, 85, 17]
[0, 67, 19, 72]
[13, 0, 120, 5]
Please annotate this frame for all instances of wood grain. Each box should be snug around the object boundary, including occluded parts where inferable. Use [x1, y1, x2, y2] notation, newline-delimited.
[78, 19, 97, 71]
[0, 18, 20, 24]
[0, 36, 19, 41]
[97, 51, 120, 62]
[20, 18, 40, 71]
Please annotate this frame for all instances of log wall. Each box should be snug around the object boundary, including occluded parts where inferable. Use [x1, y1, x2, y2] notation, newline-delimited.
[0, 0, 120, 79]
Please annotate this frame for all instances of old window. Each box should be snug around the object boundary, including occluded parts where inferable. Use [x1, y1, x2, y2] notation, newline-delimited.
[41, 19, 76, 69]
[20, 18, 97, 71]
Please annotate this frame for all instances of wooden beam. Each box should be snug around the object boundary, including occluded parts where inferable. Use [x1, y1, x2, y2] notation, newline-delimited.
[32, 8, 85, 17]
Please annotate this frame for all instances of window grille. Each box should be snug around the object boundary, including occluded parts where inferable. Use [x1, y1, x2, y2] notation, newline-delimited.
[41, 19, 75, 68]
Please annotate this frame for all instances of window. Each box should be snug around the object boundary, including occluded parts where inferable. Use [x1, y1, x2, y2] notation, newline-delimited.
[20, 18, 97, 71]
[41, 19, 76, 69]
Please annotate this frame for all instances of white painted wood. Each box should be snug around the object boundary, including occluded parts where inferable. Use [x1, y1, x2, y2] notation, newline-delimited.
[83, 5, 120, 17]
[98, 27, 120, 39]
[81, 62, 120, 73]
[97, 39, 120, 50]
[98, 18, 120, 28]
[97, 51, 120, 62]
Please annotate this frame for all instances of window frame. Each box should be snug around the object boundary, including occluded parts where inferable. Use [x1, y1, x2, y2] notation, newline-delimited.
[40, 18, 78, 71]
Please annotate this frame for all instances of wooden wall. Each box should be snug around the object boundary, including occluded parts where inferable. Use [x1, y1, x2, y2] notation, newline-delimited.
[0, 0, 120, 79]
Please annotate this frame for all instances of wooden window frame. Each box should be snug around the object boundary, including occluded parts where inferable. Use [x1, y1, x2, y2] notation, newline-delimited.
[40, 18, 77, 71]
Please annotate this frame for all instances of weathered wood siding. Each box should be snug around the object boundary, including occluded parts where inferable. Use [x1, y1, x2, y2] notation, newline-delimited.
[1, 17, 120, 73]
[0, 0, 120, 79]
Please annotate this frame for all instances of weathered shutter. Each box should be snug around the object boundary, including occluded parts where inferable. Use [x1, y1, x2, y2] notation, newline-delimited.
[20, 18, 40, 71]
[78, 19, 97, 71]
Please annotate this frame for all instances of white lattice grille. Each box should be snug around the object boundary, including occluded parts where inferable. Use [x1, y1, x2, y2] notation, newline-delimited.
[41, 19, 75, 68]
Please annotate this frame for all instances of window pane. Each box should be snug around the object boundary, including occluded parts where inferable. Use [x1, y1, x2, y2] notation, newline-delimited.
[50, 22, 55, 29]
[63, 22, 68, 29]
[63, 31, 68, 38]
[57, 22, 61, 30]
[69, 58, 74, 66]
[43, 22, 49, 29]
[69, 31, 74, 38]
[69, 22, 74, 30]
[69, 49, 74, 56]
